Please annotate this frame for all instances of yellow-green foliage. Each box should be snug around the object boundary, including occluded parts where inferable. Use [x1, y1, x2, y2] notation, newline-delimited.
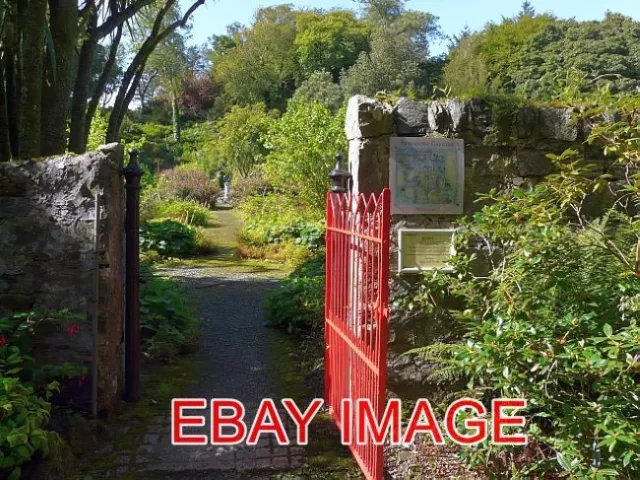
[445, 13, 639, 99]
[213, 103, 279, 178]
[237, 193, 324, 265]
[263, 101, 345, 209]
[154, 199, 211, 227]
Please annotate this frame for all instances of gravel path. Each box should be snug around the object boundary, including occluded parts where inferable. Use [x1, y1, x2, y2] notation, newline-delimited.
[91, 208, 316, 478]
[137, 208, 307, 476]
[158, 265, 283, 403]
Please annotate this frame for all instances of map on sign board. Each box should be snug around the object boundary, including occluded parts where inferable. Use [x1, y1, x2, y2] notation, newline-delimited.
[390, 137, 464, 214]
[398, 229, 456, 272]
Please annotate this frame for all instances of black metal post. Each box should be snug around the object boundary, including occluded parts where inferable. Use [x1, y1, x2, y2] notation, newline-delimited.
[123, 150, 143, 402]
[329, 153, 352, 193]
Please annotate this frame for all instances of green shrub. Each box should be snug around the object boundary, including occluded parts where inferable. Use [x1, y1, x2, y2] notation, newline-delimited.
[407, 96, 640, 477]
[237, 193, 324, 261]
[245, 220, 324, 249]
[119, 120, 177, 172]
[180, 122, 221, 175]
[154, 199, 211, 227]
[140, 220, 199, 258]
[0, 376, 60, 480]
[0, 310, 87, 479]
[264, 255, 325, 334]
[140, 265, 199, 360]
[263, 101, 345, 209]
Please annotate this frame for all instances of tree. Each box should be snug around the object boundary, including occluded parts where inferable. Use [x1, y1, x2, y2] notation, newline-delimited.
[294, 10, 369, 81]
[263, 101, 345, 209]
[212, 5, 297, 111]
[147, 29, 190, 142]
[443, 34, 488, 95]
[105, 0, 206, 145]
[180, 74, 217, 119]
[290, 71, 345, 113]
[444, 13, 640, 99]
[213, 103, 278, 178]
[342, 1, 441, 96]
[447, 24, 472, 52]
[0, 0, 207, 160]
[519, 1, 535, 17]
[89, 42, 125, 109]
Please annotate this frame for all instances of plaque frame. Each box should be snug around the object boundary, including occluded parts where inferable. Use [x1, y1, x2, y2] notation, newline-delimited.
[397, 228, 456, 273]
[390, 137, 465, 215]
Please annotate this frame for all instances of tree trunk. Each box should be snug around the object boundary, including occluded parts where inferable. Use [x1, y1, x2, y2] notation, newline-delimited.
[85, 23, 122, 148]
[68, 11, 97, 154]
[137, 71, 158, 113]
[41, 0, 79, 156]
[6, 49, 19, 158]
[18, 0, 47, 159]
[106, 0, 204, 143]
[106, 0, 177, 144]
[0, 61, 11, 161]
[171, 86, 181, 143]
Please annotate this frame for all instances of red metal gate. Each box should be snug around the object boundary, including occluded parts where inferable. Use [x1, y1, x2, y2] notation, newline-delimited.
[325, 189, 391, 480]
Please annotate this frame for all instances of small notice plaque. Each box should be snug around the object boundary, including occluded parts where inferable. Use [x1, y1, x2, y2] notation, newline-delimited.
[398, 228, 456, 273]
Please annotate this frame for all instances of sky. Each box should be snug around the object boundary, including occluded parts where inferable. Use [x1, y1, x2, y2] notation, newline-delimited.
[183, 0, 640, 56]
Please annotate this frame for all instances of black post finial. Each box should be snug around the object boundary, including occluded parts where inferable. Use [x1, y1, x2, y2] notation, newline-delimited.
[329, 153, 352, 193]
[123, 150, 143, 179]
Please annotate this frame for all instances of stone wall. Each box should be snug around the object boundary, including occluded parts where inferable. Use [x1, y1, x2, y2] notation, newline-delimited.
[0, 144, 125, 412]
[345, 95, 615, 398]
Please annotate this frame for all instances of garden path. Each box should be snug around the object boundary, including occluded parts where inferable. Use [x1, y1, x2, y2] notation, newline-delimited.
[83, 207, 358, 479]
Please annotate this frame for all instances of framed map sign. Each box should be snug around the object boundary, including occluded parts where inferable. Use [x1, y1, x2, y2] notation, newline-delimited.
[390, 137, 464, 214]
[398, 228, 456, 273]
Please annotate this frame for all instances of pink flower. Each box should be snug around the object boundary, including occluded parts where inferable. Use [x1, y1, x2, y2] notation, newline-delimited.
[0, 335, 6, 346]
[65, 324, 80, 336]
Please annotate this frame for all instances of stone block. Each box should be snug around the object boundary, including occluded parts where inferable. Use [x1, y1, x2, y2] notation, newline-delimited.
[395, 97, 430, 135]
[428, 101, 450, 133]
[516, 149, 556, 177]
[445, 99, 469, 132]
[345, 95, 394, 140]
[468, 98, 492, 137]
[349, 135, 390, 197]
[272, 456, 289, 469]
[256, 447, 271, 458]
[539, 107, 579, 141]
[0, 146, 125, 414]
[516, 107, 538, 139]
[256, 458, 272, 469]
[469, 149, 518, 177]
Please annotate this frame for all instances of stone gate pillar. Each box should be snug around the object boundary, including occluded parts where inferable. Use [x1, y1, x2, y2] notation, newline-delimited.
[345, 95, 394, 196]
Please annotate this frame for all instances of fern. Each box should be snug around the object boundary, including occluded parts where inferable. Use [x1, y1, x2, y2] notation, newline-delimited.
[405, 343, 464, 384]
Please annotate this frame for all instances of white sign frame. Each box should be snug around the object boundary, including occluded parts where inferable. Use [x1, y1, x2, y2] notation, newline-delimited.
[398, 228, 457, 273]
[390, 137, 465, 215]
